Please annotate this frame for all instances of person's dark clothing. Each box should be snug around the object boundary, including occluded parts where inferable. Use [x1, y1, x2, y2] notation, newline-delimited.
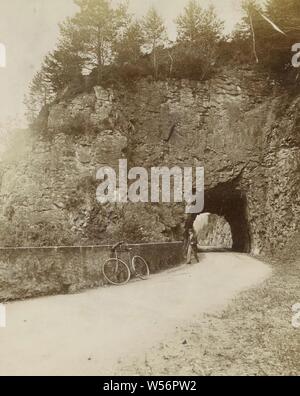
[185, 232, 199, 264]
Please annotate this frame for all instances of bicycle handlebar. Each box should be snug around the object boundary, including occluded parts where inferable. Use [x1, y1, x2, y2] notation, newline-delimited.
[111, 241, 133, 252]
[111, 241, 124, 251]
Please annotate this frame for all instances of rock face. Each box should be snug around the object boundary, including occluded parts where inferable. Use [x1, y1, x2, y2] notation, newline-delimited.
[194, 213, 232, 249]
[0, 67, 299, 256]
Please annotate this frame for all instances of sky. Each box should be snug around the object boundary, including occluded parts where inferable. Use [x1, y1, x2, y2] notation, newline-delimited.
[0, 0, 245, 125]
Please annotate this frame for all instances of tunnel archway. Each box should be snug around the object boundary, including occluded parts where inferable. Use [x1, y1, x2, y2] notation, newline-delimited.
[185, 180, 251, 253]
[194, 213, 233, 250]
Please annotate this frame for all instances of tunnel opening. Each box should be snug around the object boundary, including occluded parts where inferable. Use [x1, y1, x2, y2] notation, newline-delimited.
[193, 213, 232, 251]
[185, 180, 251, 253]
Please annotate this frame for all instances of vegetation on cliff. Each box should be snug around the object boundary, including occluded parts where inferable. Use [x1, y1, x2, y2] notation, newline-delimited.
[25, 0, 300, 124]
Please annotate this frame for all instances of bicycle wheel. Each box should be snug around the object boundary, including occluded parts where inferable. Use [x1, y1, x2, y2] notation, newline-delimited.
[102, 258, 130, 286]
[132, 256, 150, 280]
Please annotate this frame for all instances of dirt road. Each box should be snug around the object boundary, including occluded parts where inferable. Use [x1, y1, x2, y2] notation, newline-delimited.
[0, 253, 271, 376]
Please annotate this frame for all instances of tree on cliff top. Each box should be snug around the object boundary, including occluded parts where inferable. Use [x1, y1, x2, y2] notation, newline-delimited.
[142, 7, 168, 79]
[176, 0, 223, 43]
[266, 0, 300, 31]
[24, 68, 55, 125]
[43, 18, 85, 92]
[73, 0, 130, 82]
[174, 0, 224, 79]
[25, 0, 134, 123]
[264, 0, 300, 72]
[234, 0, 265, 64]
[232, 0, 300, 73]
[25, 16, 85, 124]
[114, 20, 145, 66]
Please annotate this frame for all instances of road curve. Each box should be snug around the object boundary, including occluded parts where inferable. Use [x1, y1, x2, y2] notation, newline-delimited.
[0, 252, 271, 376]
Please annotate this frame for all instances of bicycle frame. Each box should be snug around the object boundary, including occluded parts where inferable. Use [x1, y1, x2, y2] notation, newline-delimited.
[113, 248, 133, 271]
[103, 242, 150, 285]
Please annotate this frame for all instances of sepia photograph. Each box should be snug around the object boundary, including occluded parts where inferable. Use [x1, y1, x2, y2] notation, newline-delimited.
[0, 0, 299, 380]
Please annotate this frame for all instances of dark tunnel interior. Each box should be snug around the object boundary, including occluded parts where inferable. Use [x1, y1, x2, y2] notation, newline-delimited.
[185, 180, 251, 253]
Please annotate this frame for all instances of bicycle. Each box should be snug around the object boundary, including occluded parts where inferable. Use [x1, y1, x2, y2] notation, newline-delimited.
[102, 241, 150, 286]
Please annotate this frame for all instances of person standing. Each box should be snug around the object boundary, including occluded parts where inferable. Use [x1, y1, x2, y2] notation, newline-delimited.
[186, 229, 199, 264]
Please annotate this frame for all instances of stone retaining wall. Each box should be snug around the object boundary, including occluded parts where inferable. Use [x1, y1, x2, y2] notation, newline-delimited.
[0, 242, 184, 301]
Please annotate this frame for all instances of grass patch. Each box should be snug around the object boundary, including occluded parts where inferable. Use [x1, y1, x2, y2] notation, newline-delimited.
[116, 255, 300, 376]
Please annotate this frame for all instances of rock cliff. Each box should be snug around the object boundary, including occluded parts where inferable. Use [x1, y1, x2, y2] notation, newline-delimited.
[0, 67, 299, 256]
